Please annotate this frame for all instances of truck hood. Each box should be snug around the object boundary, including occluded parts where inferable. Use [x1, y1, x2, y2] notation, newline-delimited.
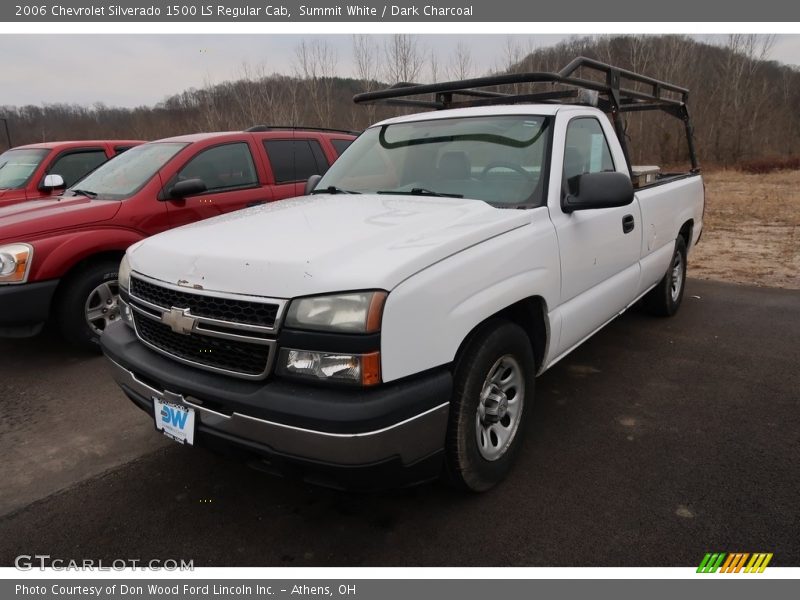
[0, 195, 121, 242]
[129, 194, 531, 298]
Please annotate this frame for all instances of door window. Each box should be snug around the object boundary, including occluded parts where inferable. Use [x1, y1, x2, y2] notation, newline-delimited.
[331, 138, 354, 155]
[563, 118, 615, 196]
[49, 150, 108, 188]
[264, 139, 329, 183]
[176, 143, 258, 192]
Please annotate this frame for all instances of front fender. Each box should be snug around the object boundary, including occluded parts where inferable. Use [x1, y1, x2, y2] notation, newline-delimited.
[28, 228, 146, 281]
[380, 208, 560, 382]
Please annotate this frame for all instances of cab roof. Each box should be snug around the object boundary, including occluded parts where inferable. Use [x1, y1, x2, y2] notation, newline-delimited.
[371, 103, 572, 128]
[13, 140, 144, 150]
[156, 129, 356, 144]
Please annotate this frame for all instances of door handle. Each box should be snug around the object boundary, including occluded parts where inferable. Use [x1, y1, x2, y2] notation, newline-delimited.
[622, 214, 635, 234]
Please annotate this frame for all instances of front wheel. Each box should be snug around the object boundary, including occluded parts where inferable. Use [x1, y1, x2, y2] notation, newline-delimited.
[643, 236, 687, 317]
[445, 320, 535, 492]
[55, 260, 121, 352]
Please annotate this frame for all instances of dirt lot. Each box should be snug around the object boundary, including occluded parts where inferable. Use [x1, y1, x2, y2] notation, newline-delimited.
[690, 170, 800, 289]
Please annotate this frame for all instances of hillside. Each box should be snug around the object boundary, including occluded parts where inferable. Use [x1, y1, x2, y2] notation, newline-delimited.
[2, 35, 798, 166]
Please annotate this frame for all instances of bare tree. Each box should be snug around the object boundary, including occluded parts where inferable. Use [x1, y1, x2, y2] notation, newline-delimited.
[295, 39, 339, 127]
[197, 74, 225, 131]
[500, 37, 525, 93]
[353, 35, 379, 86]
[429, 48, 441, 83]
[352, 34, 379, 125]
[502, 37, 524, 73]
[276, 74, 301, 126]
[234, 61, 271, 127]
[384, 34, 424, 84]
[447, 41, 474, 81]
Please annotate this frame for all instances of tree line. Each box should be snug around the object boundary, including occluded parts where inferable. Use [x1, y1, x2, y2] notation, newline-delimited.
[1, 34, 798, 168]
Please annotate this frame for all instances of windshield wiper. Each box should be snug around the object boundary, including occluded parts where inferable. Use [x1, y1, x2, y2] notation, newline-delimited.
[377, 188, 463, 198]
[71, 189, 98, 198]
[310, 186, 360, 195]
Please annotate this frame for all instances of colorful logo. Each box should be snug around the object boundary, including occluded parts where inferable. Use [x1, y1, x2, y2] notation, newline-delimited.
[697, 553, 773, 573]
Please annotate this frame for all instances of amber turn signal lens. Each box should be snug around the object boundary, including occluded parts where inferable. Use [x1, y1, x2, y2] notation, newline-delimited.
[365, 292, 387, 333]
[361, 352, 382, 386]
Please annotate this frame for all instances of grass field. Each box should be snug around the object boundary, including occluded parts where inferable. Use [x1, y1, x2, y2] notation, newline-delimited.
[689, 170, 800, 290]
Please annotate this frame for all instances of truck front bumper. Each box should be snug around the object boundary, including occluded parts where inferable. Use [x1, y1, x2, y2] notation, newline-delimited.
[101, 322, 452, 489]
[0, 280, 59, 337]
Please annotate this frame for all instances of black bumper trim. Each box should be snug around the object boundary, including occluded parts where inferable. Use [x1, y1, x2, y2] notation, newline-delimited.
[101, 321, 452, 434]
[116, 365, 446, 490]
[0, 279, 59, 336]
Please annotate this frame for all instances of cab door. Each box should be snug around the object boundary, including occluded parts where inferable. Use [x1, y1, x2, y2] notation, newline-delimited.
[549, 113, 642, 356]
[163, 141, 271, 228]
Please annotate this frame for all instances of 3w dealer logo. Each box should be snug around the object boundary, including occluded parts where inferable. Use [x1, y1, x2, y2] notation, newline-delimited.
[697, 552, 773, 573]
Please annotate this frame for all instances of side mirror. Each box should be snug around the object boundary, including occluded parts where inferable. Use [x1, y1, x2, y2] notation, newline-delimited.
[41, 173, 66, 191]
[304, 174, 322, 196]
[168, 178, 207, 199]
[562, 171, 634, 213]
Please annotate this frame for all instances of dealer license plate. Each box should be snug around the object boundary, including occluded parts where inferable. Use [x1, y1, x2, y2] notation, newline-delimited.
[153, 397, 195, 445]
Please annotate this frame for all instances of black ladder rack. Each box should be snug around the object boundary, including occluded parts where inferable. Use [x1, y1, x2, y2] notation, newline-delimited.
[353, 56, 699, 172]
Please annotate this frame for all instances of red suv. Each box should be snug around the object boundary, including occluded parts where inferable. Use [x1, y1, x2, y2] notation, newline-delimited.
[0, 140, 144, 209]
[0, 127, 356, 349]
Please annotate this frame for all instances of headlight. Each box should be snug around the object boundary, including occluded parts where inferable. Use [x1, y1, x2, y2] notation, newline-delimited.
[117, 254, 134, 327]
[278, 349, 381, 386]
[118, 254, 131, 290]
[0, 243, 33, 285]
[285, 291, 387, 333]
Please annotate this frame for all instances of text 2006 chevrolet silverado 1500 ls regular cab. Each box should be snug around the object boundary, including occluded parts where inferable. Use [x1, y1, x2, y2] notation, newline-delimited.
[101, 59, 705, 491]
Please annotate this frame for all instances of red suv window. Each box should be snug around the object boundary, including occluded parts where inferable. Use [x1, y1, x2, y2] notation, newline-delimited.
[264, 139, 330, 183]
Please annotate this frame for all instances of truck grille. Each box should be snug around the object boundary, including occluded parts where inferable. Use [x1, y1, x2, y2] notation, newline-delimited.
[130, 277, 279, 329]
[127, 276, 282, 379]
[134, 314, 270, 377]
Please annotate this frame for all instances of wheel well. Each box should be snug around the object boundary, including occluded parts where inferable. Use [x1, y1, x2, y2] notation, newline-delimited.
[453, 297, 548, 372]
[52, 251, 125, 305]
[679, 219, 694, 248]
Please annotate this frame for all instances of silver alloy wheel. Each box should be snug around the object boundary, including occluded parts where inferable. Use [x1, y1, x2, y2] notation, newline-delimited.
[670, 251, 684, 303]
[475, 354, 525, 461]
[84, 279, 120, 336]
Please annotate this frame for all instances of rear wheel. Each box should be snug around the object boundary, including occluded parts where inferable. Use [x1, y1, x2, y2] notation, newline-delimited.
[643, 236, 687, 317]
[445, 320, 535, 492]
[56, 260, 121, 352]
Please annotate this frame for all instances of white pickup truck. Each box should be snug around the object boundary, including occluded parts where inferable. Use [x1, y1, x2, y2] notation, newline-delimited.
[101, 59, 704, 491]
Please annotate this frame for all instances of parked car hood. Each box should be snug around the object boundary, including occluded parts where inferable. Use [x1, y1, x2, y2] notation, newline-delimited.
[129, 194, 530, 299]
[0, 195, 122, 242]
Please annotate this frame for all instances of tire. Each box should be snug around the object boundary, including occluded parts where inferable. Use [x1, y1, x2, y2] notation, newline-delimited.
[643, 236, 687, 317]
[55, 259, 121, 352]
[445, 319, 535, 492]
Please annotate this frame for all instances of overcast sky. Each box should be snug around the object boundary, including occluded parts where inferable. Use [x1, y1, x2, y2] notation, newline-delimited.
[2, 34, 799, 108]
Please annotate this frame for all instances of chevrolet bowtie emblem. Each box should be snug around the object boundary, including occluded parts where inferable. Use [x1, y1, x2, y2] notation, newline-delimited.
[162, 307, 196, 335]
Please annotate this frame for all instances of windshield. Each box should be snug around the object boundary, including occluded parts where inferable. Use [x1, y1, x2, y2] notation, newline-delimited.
[66, 142, 187, 200]
[316, 115, 552, 207]
[0, 148, 49, 189]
